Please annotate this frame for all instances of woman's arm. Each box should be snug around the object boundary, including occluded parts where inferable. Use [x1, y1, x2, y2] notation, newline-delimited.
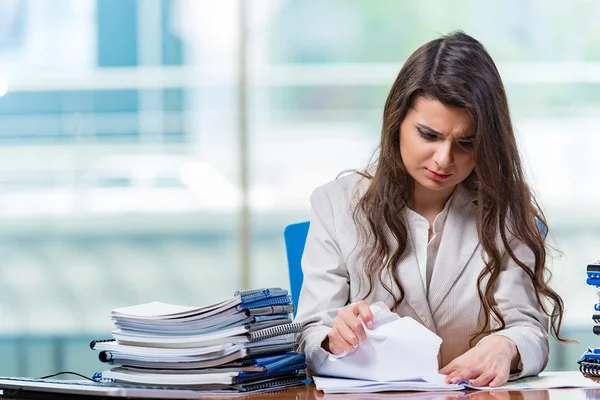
[441, 238, 549, 386]
[484, 238, 550, 379]
[294, 185, 351, 374]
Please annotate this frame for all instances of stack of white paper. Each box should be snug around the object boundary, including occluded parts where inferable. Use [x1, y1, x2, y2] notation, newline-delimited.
[318, 302, 444, 382]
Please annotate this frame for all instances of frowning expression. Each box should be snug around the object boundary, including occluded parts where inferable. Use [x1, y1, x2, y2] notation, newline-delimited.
[399, 96, 476, 192]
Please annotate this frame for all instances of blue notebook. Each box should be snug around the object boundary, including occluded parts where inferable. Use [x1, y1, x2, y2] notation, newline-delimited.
[237, 296, 293, 311]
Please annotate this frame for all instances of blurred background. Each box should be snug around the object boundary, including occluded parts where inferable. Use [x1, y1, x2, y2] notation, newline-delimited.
[0, 0, 598, 377]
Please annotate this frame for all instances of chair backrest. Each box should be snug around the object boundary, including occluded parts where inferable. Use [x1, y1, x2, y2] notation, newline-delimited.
[284, 221, 310, 313]
[536, 217, 548, 240]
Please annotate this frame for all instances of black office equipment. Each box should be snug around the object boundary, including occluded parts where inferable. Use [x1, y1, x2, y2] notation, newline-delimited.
[578, 262, 600, 376]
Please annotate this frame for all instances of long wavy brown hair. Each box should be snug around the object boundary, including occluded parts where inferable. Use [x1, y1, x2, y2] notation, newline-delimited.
[354, 31, 565, 342]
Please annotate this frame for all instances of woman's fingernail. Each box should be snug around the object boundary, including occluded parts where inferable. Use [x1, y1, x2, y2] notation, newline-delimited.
[367, 321, 374, 329]
[451, 377, 460, 384]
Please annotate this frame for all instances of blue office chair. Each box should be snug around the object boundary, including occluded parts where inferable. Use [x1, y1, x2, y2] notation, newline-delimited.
[284, 221, 310, 314]
[536, 217, 548, 240]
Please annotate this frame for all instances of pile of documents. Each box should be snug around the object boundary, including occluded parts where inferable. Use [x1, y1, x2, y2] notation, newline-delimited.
[313, 372, 600, 394]
[90, 288, 307, 394]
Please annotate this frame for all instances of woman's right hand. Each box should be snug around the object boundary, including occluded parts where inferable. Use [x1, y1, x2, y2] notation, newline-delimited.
[322, 300, 374, 355]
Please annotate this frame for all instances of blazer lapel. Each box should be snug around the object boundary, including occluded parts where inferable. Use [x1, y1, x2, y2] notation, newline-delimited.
[428, 185, 479, 314]
[384, 226, 436, 332]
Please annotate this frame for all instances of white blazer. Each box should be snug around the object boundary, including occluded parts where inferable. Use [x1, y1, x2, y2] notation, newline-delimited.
[294, 173, 549, 378]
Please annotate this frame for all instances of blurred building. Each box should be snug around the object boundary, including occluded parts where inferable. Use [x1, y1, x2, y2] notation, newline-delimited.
[0, 0, 599, 376]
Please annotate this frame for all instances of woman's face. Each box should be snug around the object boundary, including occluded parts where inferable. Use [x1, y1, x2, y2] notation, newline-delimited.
[399, 96, 475, 193]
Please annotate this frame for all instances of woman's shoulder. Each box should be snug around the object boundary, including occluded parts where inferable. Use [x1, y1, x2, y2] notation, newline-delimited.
[311, 171, 371, 206]
[309, 171, 369, 236]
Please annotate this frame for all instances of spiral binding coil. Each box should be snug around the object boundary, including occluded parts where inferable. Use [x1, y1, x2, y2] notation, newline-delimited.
[237, 373, 306, 392]
[235, 287, 287, 297]
[91, 372, 117, 383]
[239, 296, 293, 311]
[245, 304, 296, 316]
[249, 322, 303, 342]
[89, 338, 116, 349]
[240, 288, 289, 304]
[234, 368, 306, 384]
[580, 361, 600, 377]
[242, 343, 296, 361]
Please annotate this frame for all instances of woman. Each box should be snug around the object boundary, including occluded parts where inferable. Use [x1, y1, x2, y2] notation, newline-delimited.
[294, 31, 565, 388]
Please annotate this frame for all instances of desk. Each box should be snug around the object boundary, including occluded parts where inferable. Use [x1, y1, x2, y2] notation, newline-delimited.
[1, 383, 599, 399]
[229, 384, 600, 399]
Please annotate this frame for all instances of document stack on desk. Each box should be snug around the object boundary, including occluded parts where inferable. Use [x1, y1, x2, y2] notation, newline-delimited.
[90, 288, 307, 393]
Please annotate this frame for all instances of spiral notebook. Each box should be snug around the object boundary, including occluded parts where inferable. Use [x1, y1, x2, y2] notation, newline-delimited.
[94, 342, 297, 370]
[91, 335, 295, 359]
[95, 369, 307, 388]
[111, 289, 288, 322]
[114, 313, 291, 335]
[0, 375, 307, 397]
[578, 348, 600, 376]
[109, 322, 302, 348]
[94, 353, 306, 386]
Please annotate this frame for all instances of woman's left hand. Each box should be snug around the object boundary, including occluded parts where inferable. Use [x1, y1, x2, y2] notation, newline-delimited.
[439, 336, 519, 388]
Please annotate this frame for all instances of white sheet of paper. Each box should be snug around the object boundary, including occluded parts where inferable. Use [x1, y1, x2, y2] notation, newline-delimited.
[112, 302, 199, 318]
[111, 298, 241, 319]
[319, 302, 443, 382]
[313, 376, 462, 394]
[469, 371, 600, 391]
